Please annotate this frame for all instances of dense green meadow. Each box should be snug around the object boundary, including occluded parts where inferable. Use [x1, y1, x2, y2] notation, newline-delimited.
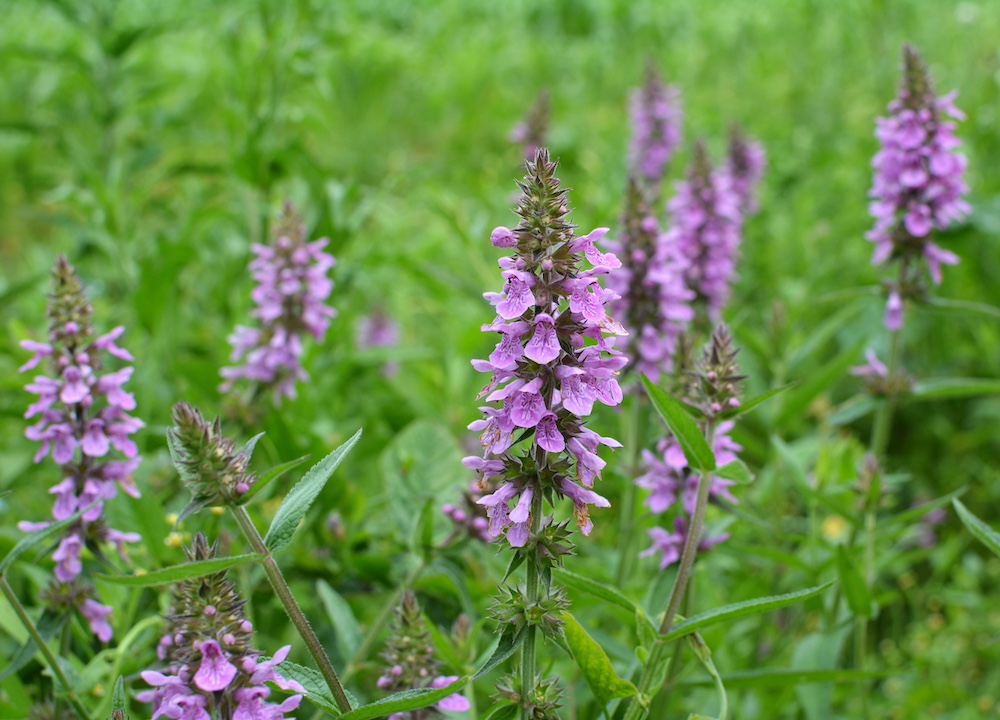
[2, 1, 1000, 718]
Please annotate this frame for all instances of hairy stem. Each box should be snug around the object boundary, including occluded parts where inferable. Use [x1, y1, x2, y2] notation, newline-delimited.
[520, 489, 544, 720]
[0, 577, 93, 720]
[231, 506, 352, 713]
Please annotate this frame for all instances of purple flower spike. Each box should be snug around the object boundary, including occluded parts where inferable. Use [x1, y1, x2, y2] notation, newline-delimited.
[468, 149, 625, 544]
[628, 63, 682, 196]
[667, 140, 744, 319]
[221, 201, 337, 403]
[722, 124, 766, 217]
[18, 256, 142, 641]
[867, 45, 970, 331]
[607, 178, 695, 382]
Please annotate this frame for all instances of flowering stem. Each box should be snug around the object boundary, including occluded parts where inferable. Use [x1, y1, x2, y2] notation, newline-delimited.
[0, 576, 93, 720]
[231, 506, 352, 714]
[615, 394, 644, 587]
[624, 421, 716, 720]
[520, 489, 543, 720]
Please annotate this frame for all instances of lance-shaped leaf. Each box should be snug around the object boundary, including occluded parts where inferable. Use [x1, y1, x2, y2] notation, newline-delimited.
[911, 378, 1000, 400]
[561, 611, 637, 708]
[472, 625, 526, 681]
[641, 374, 715, 472]
[677, 667, 894, 689]
[97, 553, 265, 586]
[239, 454, 311, 505]
[265, 428, 362, 553]
[266, 660, 342, 716]
[0, 611, 66, 681]
[713, 460, 754, 485]
[953, 499, 1000, 558]
[112, 676, 126, 712]
[661, 582, 834, 643]
[339, 678, 467, 720]
[835, 547, 874, 618]
[719, 383, 795, 420]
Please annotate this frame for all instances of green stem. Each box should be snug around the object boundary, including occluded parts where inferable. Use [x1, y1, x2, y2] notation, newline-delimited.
[616, 393, 644, 587]
[231, 506, 352, 713]
[0, 577, 92, 720]
[520, 489, 543, 720]
[870, 329, 902, 461]
[624, 422, 717, 720]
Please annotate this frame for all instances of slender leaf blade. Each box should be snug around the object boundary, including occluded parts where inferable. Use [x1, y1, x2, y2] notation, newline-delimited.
[472, 625, 526, 681]
[911, 378, 1000, 400]
[677, 667, 894, 689]
[953, 499, 1000, 557]
[561, 611, 637, 707]
[96, 553, 265, 586]
[835, 547, 873, 618]
[240, 454, 311, 505]
[641, 374, 715, 472]
[270, 660, 341, 716]
[714, 460, 754, 485]
[340, 678, 467, 720]
[316, 580, 362, 661]
[720, 383, 796, 420]
[112, 676, 125, 712]
[0, 500, 100, 575]
[265, 429, 362, 553]
[661, 582, 834, 643]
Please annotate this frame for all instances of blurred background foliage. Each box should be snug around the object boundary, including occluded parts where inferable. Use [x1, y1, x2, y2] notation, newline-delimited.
[1, 0, 999, 718]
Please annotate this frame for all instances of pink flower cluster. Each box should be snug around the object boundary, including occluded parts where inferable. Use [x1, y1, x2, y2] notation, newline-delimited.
[221, 202, 336, 401]
[867, 45, 970, 331]
[464, 150, 626, 546]
[606, 180, 694, 383]
[18, 257, 142, 641]
[636, 422, 741, 568]
[629, 65, 682, 191]
[141, 641, 303, 720]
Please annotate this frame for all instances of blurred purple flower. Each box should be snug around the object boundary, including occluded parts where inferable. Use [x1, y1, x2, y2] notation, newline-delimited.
[221, 201, 336, 402]
[867, 45, 970, 331]
[722, 124, 766, 217]
[628, 64, 682, 195]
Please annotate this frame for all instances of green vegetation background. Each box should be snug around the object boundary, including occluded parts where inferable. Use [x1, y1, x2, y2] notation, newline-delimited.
[1, 1, 999, 718]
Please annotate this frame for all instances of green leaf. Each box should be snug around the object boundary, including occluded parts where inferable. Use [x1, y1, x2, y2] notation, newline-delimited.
[414, 497, 435, 561]
[720, 383, 796, 420]
[316, 580, 362, 661]
[661, 582, 834, 643]
[96, 553, 265, 586]
[561, 611, 637, 707]
[881, 488, 965, 530]
[677, 667, 894, 689]
[0, 500, 100, 575]
[640, 374, 715, 472]
[112, 676, 125, 712]
[0, 612, 66, 681]
[236, 432, 266, 463]
[240, 454, 311, 505]
[265, 429, 362, 553]
[775, 339, 865, 429]
[270, 660, 342, 716]
[713, 460, 754, 485]
[925, 296, 1000, 320]
[828, 394, 878, 426]
[339, 678, 467, 720]
[835, 547, 874, 618]
[482, 705, 520, 720]
[911, 378, 1000, 400]
[555, 569, 656, 639]
[472, 625, 526, 681]
[953, 499, 1000, 557]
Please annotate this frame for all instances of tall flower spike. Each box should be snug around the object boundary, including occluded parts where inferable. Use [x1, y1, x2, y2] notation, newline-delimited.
[18, 255, 143, 641]
[867, 44, 970, 331]
[139, 534, 303, 720]
[628, 63, 682, 197]
[607, 177, 694, 383]
[666, 140, 743, 321]
[376, 590, 470, 719]
[221, 200, 337, 402]
[466, 148, 626, 546]
[167, 402, 256, 517]
[722, 124, 766, 217]
[510, 90, 550, 162]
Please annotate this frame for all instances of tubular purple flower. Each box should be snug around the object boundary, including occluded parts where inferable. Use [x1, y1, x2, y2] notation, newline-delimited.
[221, 201, 337, 402]
[666, 141, 744, 320]
[607, 178, 695, 382]
[641, 516, 728, 570]
[466, 150, 625, 545]
[17, 255, 143, 641]
[867, 44, 970, 331]
[628, 63, 682, 194]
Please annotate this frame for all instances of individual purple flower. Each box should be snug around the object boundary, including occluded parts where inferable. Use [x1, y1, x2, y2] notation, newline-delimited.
[721, 124, 766, 217]
[666, 140, 744, 320]
[17, 256, 143, 641]
[607, 178, 695, 382]
[851, 348, 913, 397]
[356, 307, 401, 377]
[510, 90, 550, 161]
[866, 45, 970, 331]
[221, 200, 337, 402]
[466, 149, 626, 546]
[628, 63, 682, 195]
[140, 535, 302, 720]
